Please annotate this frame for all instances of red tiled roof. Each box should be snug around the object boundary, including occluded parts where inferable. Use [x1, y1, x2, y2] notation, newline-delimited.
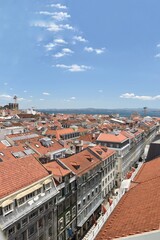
[97, 133, 128, 143]
[96, 157, 160, 240]
[89, 146, 115, 160]
[0, 156, 49, 199]
[44, 161, 70, 177]
[27, 139, 64, 155]
[60, 149, 101, 176]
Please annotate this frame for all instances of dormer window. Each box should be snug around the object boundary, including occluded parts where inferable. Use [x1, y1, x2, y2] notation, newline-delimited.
[35, 144, 39, 148]
[0, 152, 4, 156]
[1, 200, 14, 216]
[44, 179, 52, 190]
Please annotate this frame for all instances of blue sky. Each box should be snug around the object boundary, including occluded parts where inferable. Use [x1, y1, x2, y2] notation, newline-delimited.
[1, 0, 160, 109]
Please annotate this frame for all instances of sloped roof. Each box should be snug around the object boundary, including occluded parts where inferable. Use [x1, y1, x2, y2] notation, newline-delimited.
[0, 155, 49, 199]
[97, 133, 128, 143]
[95, 157, 160, 240]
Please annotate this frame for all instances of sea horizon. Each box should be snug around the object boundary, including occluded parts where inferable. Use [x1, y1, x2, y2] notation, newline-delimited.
[37, 108, 160, 117]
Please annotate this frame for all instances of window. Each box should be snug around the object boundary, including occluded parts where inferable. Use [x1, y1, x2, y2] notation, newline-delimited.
[65, 211, 70, 225]
[49, 200, 53, 206]
[65, 185, 69, 195]
[8, 226, 15, 236]
[26, 192, 35, 200]
[78, 202, 81, 211]
[28, 224, 37, 237]
[22, 218, 28, 226]
[87, 194, 90, 201]
[3, 203, 13, 215]
[48, 212, 52, 221]
[39, 206, 44, 213]
[37, 188, 42, 195]
[45, 183, 51, 190]
[18, 197, 25, 206]
[38, 218, 44, 228]
[72, 206, 76, 218]
[58, 217, 64, 231]
[83, 198, 85, 205]
[29, 211, 38, 220]
[17, 222, 21, 230]
[82, 186, 86, 194]
[48, 227, 52, 237]
[21, 230, 27, 240]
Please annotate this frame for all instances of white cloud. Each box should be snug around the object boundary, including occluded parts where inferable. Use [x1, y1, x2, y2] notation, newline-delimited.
[0, 94, 12, 99]
[18, 97, 25, 101]
[70, 97, 76, 100]
[40, 99, 44, 101]
[52, 12, 71, 21]
[61, 24, 74, 30]
[24, 90, 27, 93]
[54, 64, 92, 72]
[4, 82, 8, 86]
[157, 44, 160, 47]
[84, 47, 105, 54]
[155, 53, 160, 58]
[50, 4, 67, 9]
[95, 48, 105, 54]
[43, 92, 50, 95]
[53, 52, 66, 58]
[32, 21, 62, 32]
[44, 43, 56, 51]
[62, 48, 73, 53]
[73, 35, 87, 42]
[120, 93, 160, 100]
[54, 38, 67, 44]
[33, 21, 74, 32]
[53, 48, 74, 58]
[39, 11, 54, 16]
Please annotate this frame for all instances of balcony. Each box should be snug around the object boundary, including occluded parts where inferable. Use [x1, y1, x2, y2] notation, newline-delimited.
[0, 187, 58, 230]
[77, 197, 103, 227]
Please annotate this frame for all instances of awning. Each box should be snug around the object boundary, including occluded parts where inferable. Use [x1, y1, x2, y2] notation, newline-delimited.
[44, 179, 52, 185]
[0, 199, 13, 207]
[16, 184, 42, 200]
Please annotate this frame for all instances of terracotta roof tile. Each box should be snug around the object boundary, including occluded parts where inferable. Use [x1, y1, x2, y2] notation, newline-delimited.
[60, 149, 101, 176]
[44, 161, 70, 177]
[95, 157, 160, 240]
[0, 156, 49, 199]
[97, 133, 128, 143]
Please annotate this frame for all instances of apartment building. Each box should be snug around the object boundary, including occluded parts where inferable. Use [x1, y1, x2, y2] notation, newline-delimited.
[44, 160, 77, 240]
[96, 132, 130, 185]
[60, 149, 103, 240]
[88, 146, 116, 198]
[0, 155, 58, 240]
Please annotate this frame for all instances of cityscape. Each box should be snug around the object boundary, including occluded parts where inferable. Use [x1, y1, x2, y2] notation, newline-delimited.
[1, 1, 160, 240]
[0, 101, 160, 240]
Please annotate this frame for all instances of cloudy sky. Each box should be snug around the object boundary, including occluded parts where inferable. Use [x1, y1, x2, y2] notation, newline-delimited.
[1, 0, 160, 109]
